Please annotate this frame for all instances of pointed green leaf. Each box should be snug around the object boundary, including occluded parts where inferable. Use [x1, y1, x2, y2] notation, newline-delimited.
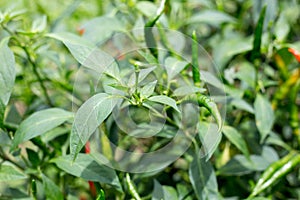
[254, 94, 274, 142]
[164, 57, 188, 82]
[188, 10, 236, 26]
[11, 108, 73, 150]
[80, 16, 125, 44]
[218, 155, 270, 176]
[70, 93, 120, 160]
[173, 86, 206, 97]
[52, 153, 122, 192]
[231, 98, 255, 114]
[152, 180, 178, 200]
[140, 80, 157, 98]
[47, 32, 120, 80]
[148, 95, 180, 113]
[0, 37, 16, 106]
[222, 126, 250, 158]
[0, 165, 27, 181]
[189, 156, 219, 200]
[31, 15, 47, 33]
[42, 174, 64, 200]
[198, 122, 222, 160]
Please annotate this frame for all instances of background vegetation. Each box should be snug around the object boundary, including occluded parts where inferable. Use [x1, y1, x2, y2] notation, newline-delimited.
[0, 0, 300, 199]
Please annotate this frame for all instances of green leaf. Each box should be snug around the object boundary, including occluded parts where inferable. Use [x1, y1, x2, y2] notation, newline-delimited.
[251, 6, 266, 61]
[218, 155, 270, 175]
[152, 180, 178, 200]
[200, 71, 224, 90]
[136, 1, 158, 17]
[152, 180, 164, 200]
[70, 93, 120, 160]
[11, 108, 73, 150]
[235, 62, 256, 89]
[230, 98, 254, 114]
[177, 184, 193, 200]
[222, 126, 250, 158]
[52, 153, 122, 192]
[0, 129, 11, 146]
[42, 174, 64, 200]
[47, 32, 120, 80]
[213, 36, 253, 69]
[173, 86, 206, 97]
[0, 165, 27, 181]
[140, 80, 157, 98]
[254, 94, 275, 142]
[80, 16, 125, 44]
[189, 156, 219, 200]
[198, 122, 222, 160]
[0, 37, 16, 106]
[31, 15, 47, 33]
[148, 95, 180, 113]
[164, 57, 188, 82]
[188, 10, 236, 26]
[274, 14, 290, 42]
[138, 66, 157, 83]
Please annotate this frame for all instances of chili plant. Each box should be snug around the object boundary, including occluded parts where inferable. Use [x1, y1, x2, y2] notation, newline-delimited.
[0, 0, 300, 199]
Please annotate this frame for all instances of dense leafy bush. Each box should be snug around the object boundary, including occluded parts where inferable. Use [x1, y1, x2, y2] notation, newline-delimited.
[0, 0, 300, 199]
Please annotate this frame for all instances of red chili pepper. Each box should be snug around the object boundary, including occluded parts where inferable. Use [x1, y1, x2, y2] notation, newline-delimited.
[85, 141, 97, 197]
[77, 27, 85, 36]
[288, 48, 300, 63]
[85, 141, 91, 154]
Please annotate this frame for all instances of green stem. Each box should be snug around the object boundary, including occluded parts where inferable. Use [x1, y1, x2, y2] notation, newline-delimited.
[0, 147, 24, 170]
[23, 46, 53, 106]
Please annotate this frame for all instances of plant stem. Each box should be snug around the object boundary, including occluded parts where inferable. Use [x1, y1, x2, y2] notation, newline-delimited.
[0, 147, 25, 170]
[23, 46, 53, 106]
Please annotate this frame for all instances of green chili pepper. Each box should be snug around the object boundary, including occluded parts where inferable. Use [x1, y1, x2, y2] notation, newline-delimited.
[250, 6, 266, 62]
[192, 30, 201, 87]
[180, 94, 222, 132]
[250, 151, 300, 197]
[144, 0, 166, 58]
[126, 173, 142, 200]
[31, 179, 37, 200]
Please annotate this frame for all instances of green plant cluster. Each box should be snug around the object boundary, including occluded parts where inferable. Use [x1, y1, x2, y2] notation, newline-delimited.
[0, 0, 300, 199]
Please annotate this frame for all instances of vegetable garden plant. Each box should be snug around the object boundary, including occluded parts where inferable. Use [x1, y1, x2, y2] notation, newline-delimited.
[0, 0, 300, 199]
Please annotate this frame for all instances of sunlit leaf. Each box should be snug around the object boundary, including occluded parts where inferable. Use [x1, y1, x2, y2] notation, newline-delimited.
[164, 57, 188, 82]
[52, 153, 122, 192]
[70, 93, 120, 160]
[0, 37, 15, 106]
[11, 108, 73, 150]
[0, 165, 27, 181]
[148, 95, 180, 113]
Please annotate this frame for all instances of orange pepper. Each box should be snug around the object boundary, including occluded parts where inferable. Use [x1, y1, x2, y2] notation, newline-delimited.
[288, 48, 300, 63]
